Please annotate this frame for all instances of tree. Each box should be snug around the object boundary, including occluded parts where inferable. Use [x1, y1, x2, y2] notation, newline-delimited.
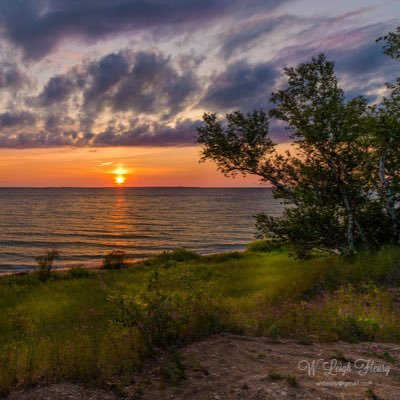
[378, 26, 400, 61]
[197, 54, 392, 257]
[369, 26, 400, 244]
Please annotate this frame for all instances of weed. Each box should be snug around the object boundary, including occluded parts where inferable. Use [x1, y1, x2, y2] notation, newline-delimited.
[103, 250, 126, 269]
[35, 248, 60, 281]
[366, 388, 380, 400]
[68, 265, 90, 279]
[286, 374, 297, 387]
[268, 370, 284, 380]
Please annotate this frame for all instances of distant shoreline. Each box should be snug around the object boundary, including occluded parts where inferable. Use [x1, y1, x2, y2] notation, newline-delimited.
[0, 186, 273, 189]
[0, 249, 242, 277]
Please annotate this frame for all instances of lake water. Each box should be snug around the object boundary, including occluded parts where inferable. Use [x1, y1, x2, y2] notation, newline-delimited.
[0, 187, 284, 273]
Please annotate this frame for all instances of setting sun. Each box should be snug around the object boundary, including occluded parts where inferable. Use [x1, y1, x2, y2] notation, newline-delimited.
[115, 175, 126, 185]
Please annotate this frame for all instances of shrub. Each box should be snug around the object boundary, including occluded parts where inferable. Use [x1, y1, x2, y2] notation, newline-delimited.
[68, 266, 90, 279]
[103, 250, 126, 269]
[145, 248, 201, 267]
[35, 248, 60, 282]
[247, 240, 281, 253]
[109, 263, 229, 350]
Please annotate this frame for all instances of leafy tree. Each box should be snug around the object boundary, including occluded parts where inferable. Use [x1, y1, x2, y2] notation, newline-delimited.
[378, 26, 400, 61]
[197, 54, 394, 257]
[269, 54, 373, 253]
[368, 84, 400, 244]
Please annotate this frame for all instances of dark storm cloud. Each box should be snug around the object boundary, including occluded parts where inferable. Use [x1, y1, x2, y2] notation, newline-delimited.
[110, 51, 198, 119]
[268, 21, 399, 98]
[333, 41, 394, 76]
[36, 75, 76, 106]
[35, 50, 199, 121]
[0, 48, 202, 148]
[0, 0, 290, 60]
[0, 61, 28, 90]
[93, 118, 200, 147]
[0, 111, 36, 127]
[201, 60, 277, 111]
[0, 117, 199, 148]
[84, 52, 130, 108]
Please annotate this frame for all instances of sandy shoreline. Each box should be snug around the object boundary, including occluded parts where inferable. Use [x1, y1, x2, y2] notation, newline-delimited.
[0, 258, 142, 276]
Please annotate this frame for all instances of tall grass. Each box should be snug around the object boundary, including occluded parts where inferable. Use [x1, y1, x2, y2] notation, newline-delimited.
[0, 246, 399, 395]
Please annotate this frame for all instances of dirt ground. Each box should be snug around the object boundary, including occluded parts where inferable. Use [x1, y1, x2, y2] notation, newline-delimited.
[7, 334, 400, 400]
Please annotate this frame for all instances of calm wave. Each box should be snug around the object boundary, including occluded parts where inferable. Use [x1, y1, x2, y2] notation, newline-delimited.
[0, 187, 284, 273]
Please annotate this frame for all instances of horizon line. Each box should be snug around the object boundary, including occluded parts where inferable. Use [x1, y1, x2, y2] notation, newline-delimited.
[0, 185, 271, 189]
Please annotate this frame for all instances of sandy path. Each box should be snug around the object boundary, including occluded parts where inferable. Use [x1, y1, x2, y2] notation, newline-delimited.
[8, 334, 400, 399]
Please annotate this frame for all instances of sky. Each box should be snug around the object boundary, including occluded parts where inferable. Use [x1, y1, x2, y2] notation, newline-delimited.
[0, 0, 398, 187]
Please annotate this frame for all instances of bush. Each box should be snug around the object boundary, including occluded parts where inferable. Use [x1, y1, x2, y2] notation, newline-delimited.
[109, 262, 229, 350]
[68, 266, 90, 279]
[35, 248, 60, 282]
[146, 248, 201, 267]
[103, 250, 126, 269]
[247, 240, 281, 253]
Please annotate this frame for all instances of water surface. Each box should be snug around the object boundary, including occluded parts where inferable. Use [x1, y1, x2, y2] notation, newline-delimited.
[0, 187, 284, 273]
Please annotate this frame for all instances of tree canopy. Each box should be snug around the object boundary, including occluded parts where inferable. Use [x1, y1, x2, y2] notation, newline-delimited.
[197, 27, 400, 258]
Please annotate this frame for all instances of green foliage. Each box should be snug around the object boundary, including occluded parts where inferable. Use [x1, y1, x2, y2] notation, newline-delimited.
[378, 26, 400, 61]
[109, 262, 229, 349]
[267, 370, 284, 380]
[68, 265, 90, 279]
[1, 248, 400, 394]
[144, 248, 201, 268]
[35, 248, 60, 281]
[286, 374, 298, 387]
[197, 31, 400, 257]
[246, 240, 282, 253]
[365, 388, 380, 400]
[103, 250, 126, 269]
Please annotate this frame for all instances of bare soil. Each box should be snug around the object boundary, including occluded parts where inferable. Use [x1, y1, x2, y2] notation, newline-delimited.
[7, 334, 400, 399]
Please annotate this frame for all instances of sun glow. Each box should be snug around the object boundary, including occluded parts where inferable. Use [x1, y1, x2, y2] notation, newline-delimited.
[112, 164, 128, 185]
[115, 175, 126, 185]
[113, 166, 127, 176]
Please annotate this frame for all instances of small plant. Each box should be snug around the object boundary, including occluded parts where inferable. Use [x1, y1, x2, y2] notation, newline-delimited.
[160, 348, 186, 385]
[381, 352, 396, 363]
[35, 248, 60, 281]
[103, 250, 126, 269]
[147, 248, 201, 267]
[365, 388, 380, 400]
[68, 265, 90, 279]
[286, 374, 297, 387]
[333, 351, 350, 363]
[268, 369, 284, 380]
[109, 263, 228, 350]
[247, 240, 281, 253]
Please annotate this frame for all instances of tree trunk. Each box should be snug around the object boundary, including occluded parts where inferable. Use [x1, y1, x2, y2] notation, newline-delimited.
[341, 190, 356, 253]
[355, 220, 369, 250]
[379, 149, 399, 243]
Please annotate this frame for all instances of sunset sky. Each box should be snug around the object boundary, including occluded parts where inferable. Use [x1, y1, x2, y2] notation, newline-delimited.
[0, 0, 399, 187]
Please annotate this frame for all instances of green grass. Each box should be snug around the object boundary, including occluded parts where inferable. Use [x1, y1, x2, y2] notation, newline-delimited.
[0, 246, 399, 395]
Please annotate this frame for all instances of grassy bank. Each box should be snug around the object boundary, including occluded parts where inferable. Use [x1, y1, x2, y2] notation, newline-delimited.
[1, 246, 400, 395]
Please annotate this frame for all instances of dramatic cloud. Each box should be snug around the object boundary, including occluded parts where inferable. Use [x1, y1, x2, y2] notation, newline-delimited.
[0, 111, 36, 128]
[110, 51, 198, 119]
[0, 117, 200, 148]
[36, 75, 77, 106]
[34, 49, 199, 120]
[0, 1, 398, 149]
[0, 61, 28, 90]
[220, 14, 299, 58]
[83, 53, 130, 109]
[333, 41, 395, 76]
[93, 118, 200, 147]
[0, 0, 289, 60]
[201, 60, 277, 111]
